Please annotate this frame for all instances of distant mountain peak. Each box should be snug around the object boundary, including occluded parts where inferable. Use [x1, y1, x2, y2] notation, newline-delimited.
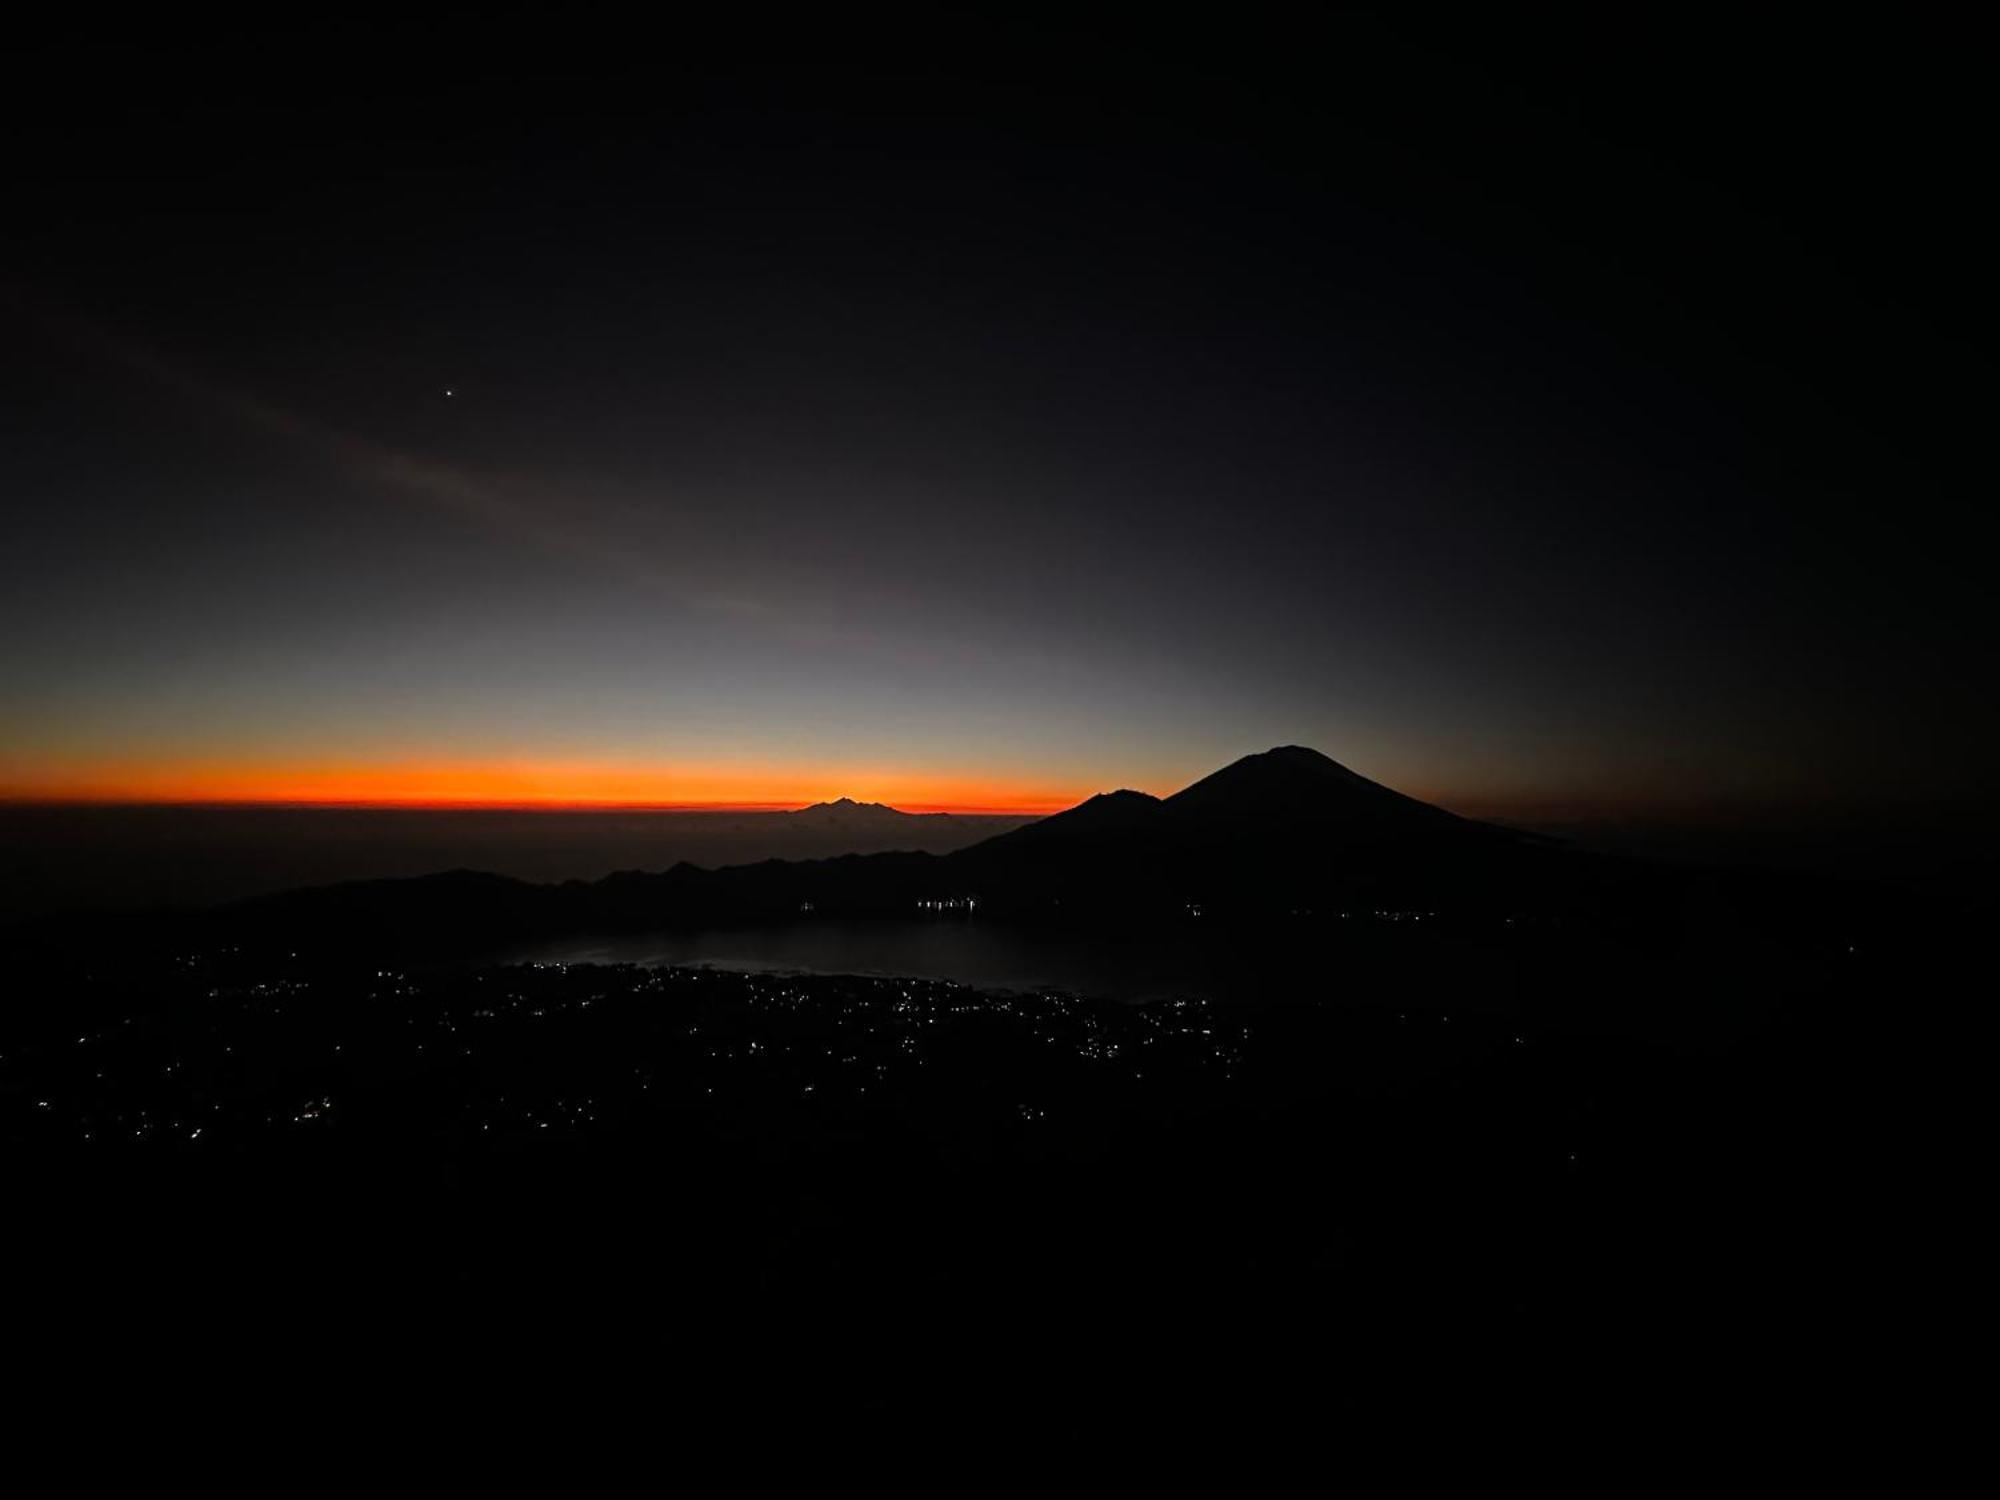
[798, 797, 899, 816]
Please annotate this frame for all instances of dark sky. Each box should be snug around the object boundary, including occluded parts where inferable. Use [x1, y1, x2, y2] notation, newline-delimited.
[1, 11, 1984, 819]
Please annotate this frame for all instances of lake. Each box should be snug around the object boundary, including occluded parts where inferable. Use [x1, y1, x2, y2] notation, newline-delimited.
[507, 914, 1499, 1007]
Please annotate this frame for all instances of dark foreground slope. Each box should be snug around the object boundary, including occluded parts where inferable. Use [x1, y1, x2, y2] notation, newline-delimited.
[5, 942, 1882, 1432]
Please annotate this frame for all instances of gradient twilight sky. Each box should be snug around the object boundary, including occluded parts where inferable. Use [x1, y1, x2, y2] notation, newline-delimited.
[0, 14, 1984, 820]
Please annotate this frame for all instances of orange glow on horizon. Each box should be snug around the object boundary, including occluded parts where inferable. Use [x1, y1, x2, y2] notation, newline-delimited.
[0, 758, 1091, 816]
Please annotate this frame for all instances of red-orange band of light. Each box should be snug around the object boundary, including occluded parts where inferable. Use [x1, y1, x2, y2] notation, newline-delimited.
[0, 758, 1087, 816]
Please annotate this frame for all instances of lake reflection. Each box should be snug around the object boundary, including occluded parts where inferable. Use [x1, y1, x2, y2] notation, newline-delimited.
[505, 917, 1346, 1005]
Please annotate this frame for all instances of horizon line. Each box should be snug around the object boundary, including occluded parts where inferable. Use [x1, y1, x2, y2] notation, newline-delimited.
[0, 794, 1067, 816]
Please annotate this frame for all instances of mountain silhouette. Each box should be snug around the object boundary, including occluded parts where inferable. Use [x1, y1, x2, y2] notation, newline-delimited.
[210, 747, 1590, 949]
[791, 797, 1013, 829]
[933, 746, 1526, 915]
[797, 797, 892, 816]
[978, 789, 1164, 843]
